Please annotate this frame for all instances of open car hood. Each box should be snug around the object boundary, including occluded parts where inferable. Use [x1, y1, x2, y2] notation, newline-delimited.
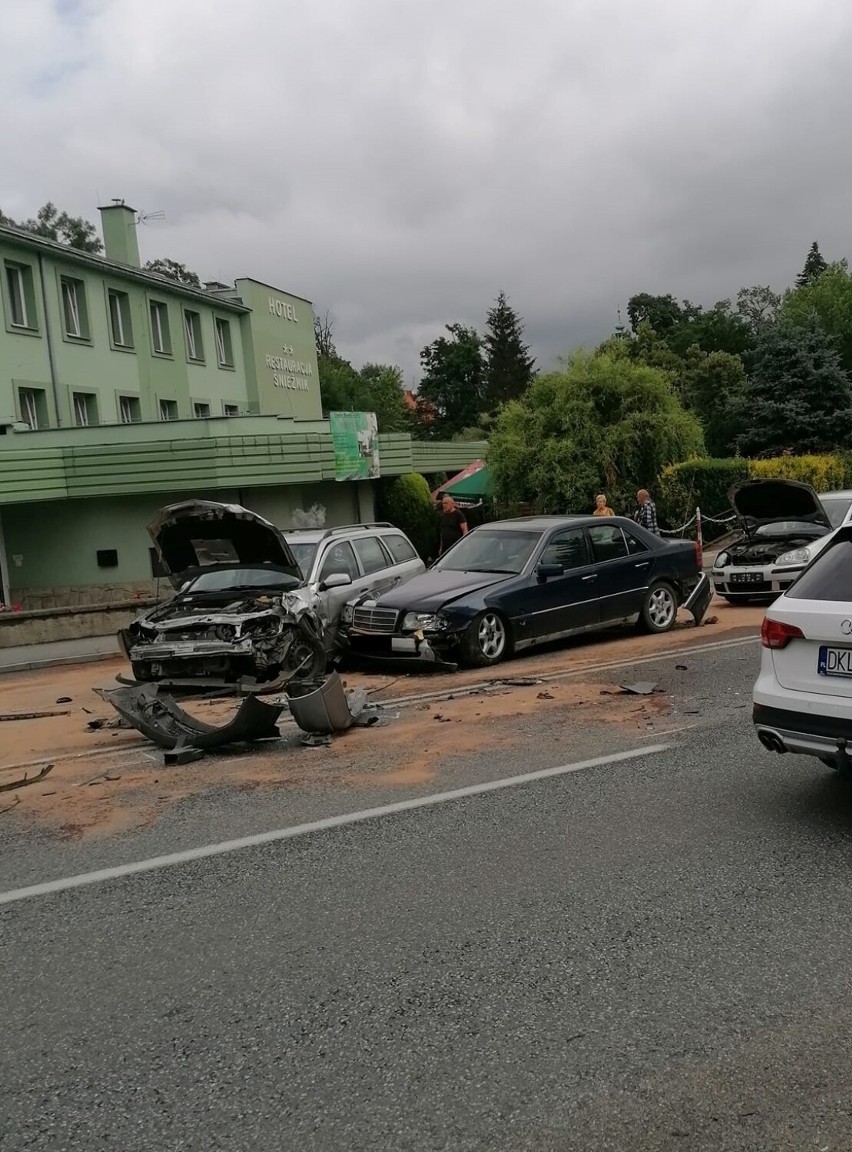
[728, 480, 831, 531]
[148, 500, 300, 588]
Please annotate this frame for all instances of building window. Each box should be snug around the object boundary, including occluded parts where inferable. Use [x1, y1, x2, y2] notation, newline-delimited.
[214, 317, 234, 367]
[149, 301, 171, 355]
[60, 277, 89, 340]
[159, 398, 178, 421]
[183, 310, 203, 361]
[107, 289, 133, 349]
[193, 402, 211, 418]
[223, 403, 239, 417]
[5, 262, 36, 330]
[119, 395, 141, 424]
[72, 392, 98, 427]
[18, 387, 46, 430]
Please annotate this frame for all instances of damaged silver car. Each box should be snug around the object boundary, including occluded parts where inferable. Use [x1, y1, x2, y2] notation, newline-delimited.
[120, 501, 333, 692]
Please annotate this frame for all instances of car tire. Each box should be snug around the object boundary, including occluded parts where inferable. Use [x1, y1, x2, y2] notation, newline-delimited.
[461, 611, 511, 667]
[637, 581, 678, 634]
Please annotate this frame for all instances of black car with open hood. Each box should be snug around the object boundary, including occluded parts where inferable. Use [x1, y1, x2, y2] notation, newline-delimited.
[120, 501, 325, 691]
[711, 480, 833, 603]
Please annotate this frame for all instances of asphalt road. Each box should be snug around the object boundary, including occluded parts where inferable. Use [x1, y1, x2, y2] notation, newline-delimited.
[3, 641, 852, 1151]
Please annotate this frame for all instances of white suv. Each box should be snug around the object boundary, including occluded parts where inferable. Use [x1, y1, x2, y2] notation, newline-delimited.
[284, 523, 425, 644]
[753, 523, 852, 773]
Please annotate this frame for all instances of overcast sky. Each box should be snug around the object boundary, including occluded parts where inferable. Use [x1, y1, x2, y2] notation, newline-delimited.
[4, 0, 852, 383]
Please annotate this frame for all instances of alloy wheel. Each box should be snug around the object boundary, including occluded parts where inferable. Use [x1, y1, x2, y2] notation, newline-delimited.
[477, 613, 506, 660]
[648, 586, 676, 630]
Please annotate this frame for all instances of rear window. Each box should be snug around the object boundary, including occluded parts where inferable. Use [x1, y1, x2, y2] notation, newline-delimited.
[787, 539, 852, 602]
[589, 525, 628, 563]
[384, 534, 418, 564]
[353, 535, 390, 575]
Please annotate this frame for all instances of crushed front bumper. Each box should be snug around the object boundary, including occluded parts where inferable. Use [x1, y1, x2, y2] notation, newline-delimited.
[711, 564, 799, 599]
[341, 628, 460, 670]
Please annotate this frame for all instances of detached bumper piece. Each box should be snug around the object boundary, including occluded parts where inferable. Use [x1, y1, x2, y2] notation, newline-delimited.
[286, 672, 382, 744]
[95, 683, 285, 761]
[683, 572, 713, 626]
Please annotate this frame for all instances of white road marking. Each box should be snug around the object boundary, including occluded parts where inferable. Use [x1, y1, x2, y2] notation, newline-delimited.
[0, 744, 670, 907]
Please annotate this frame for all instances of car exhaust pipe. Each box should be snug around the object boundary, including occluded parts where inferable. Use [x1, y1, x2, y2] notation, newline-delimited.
[757, 729, 787, 754]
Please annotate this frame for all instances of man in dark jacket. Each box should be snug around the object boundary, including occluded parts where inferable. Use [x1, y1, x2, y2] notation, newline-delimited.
[438, 494, 468, 554]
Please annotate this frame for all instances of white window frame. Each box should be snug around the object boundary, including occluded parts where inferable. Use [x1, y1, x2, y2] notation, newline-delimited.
[150, 301, 168, 354]
[7, 265, 29, 328]
[119, 396, 136, 424]
[108, 290, 130, 347]
[214, 317, 232, 366]
[73, 393, 91, 427]
[19, 388, 40, 430]
[223, 403, 239, 417]
[184, 310, 202, 360]
[61, 279, 82, 337]
[159, 398, 178, 421]
[193, 402, 211, 418]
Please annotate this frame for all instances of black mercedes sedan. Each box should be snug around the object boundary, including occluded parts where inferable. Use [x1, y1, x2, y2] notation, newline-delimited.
[339, 515, 711, 668]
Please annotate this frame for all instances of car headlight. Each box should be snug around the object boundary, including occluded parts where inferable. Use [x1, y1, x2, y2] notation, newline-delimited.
[341, 603, 354, 624]
[775, 547, 811, 568]
[402, 611, 446, 632]
[713, 551, 729, 568]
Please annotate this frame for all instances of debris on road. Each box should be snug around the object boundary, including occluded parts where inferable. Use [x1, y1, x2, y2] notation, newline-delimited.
[0, 708, 71, 722]
[287, 672, 385, 739]
[95, 683, 285, 754]
[56, 696, 73, 704]
[618, 681, 659, 696]
[0, 795, 21, 814]
[0, 762, 54, 793]
[537, 691, 555, 700]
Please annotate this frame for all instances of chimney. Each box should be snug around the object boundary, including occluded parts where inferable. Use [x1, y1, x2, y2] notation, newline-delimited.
[98, 199, 140, 267]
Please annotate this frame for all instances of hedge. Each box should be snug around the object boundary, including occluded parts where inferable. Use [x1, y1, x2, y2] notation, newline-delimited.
[658, 454, 851, 542]
[375, 472, 438, 562]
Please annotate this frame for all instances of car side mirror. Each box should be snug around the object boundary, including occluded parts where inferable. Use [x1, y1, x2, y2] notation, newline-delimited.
[320, 572, 353, 591]
[537, 563, 563, 582]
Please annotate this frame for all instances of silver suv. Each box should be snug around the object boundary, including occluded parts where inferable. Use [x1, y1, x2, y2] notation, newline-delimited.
[284, 522, 425, 643]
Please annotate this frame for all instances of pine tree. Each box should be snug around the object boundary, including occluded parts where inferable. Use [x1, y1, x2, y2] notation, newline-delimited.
[796, 241, 828, 288]
[735, 314, 852, 456]
[483, 291, 536, 409]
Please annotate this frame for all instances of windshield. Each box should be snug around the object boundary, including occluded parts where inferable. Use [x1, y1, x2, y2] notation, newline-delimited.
[754, 521, 826, 537]
[819, 497, 852, 528]
[434, 529, 540, 574]
[287, 542, 318, 579]
[184, 567, 303, 593]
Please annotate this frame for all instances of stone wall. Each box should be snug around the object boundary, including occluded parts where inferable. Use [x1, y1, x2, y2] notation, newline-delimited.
[0, 599, 155, 649]
[6, 580, 160, 612]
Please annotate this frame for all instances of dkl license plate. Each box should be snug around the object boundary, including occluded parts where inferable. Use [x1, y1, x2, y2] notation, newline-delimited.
[730, 572, 762, 585]
[818, 646, 852, 678]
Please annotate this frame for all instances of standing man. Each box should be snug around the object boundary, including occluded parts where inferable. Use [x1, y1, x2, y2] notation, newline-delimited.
[635, 489, 660, 535]
[438, 494, 468, 555]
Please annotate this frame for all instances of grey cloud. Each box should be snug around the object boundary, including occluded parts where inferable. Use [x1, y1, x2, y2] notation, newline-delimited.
[4, 0, 852, 382]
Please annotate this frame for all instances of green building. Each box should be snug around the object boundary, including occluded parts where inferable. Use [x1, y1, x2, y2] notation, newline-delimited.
[0, 201, 484, 628]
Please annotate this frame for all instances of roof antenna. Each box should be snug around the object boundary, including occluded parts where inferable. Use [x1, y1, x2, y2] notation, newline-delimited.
[135, 209, 166, 227]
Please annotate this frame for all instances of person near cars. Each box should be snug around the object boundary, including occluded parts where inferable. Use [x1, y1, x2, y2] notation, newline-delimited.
[635, 489, 660, 535]
[593, 494, 615, 517]
[438, 494, 468, 555]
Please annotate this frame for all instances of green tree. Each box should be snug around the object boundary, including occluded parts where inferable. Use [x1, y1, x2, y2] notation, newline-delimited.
[483, 291, 535, 408]
[313, 312, 410, 434]
[782, 261, 852, 374]
[0, 201, 103, 253]
[377, 473, 437, 560]
[736, 284, 781, 331]
[664, 299, 753, 361]
[417, 323, 487, 439]
[145, 258, 201, 287]
[680, 349, 747, 457]
[796, 241, 828, 288]
[626, 293, 683, 335]
[735, 314, 852, 457]
[488, 350, 704, 515]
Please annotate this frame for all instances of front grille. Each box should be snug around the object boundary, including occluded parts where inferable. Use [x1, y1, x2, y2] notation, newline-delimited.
[352, 606, 399, 633]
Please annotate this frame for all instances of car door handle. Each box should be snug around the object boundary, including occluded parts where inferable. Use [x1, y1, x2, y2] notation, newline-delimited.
[581, 574, 598, 582]
[634, 561, 650, 569]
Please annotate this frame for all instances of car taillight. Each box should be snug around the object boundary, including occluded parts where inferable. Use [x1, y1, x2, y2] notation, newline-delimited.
[761, 617, 804, 649]
[694, 540, 703, 569]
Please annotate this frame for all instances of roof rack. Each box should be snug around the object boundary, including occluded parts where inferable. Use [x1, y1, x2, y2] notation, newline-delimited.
[286, 522, 394, 540]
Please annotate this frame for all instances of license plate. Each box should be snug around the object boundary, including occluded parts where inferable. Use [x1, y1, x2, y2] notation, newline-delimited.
[818, 646, 852, 678]
[391, 637, 417, 653]
[169, 642, 198, 654]
[730, 572, 763, 585]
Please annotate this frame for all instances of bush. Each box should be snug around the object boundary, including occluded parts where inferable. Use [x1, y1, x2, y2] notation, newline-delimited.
[748, 453, 845, 491]
[658, 458, 751, 540]
[658, 453, 847, 542]
[376, 473, 437, 562]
